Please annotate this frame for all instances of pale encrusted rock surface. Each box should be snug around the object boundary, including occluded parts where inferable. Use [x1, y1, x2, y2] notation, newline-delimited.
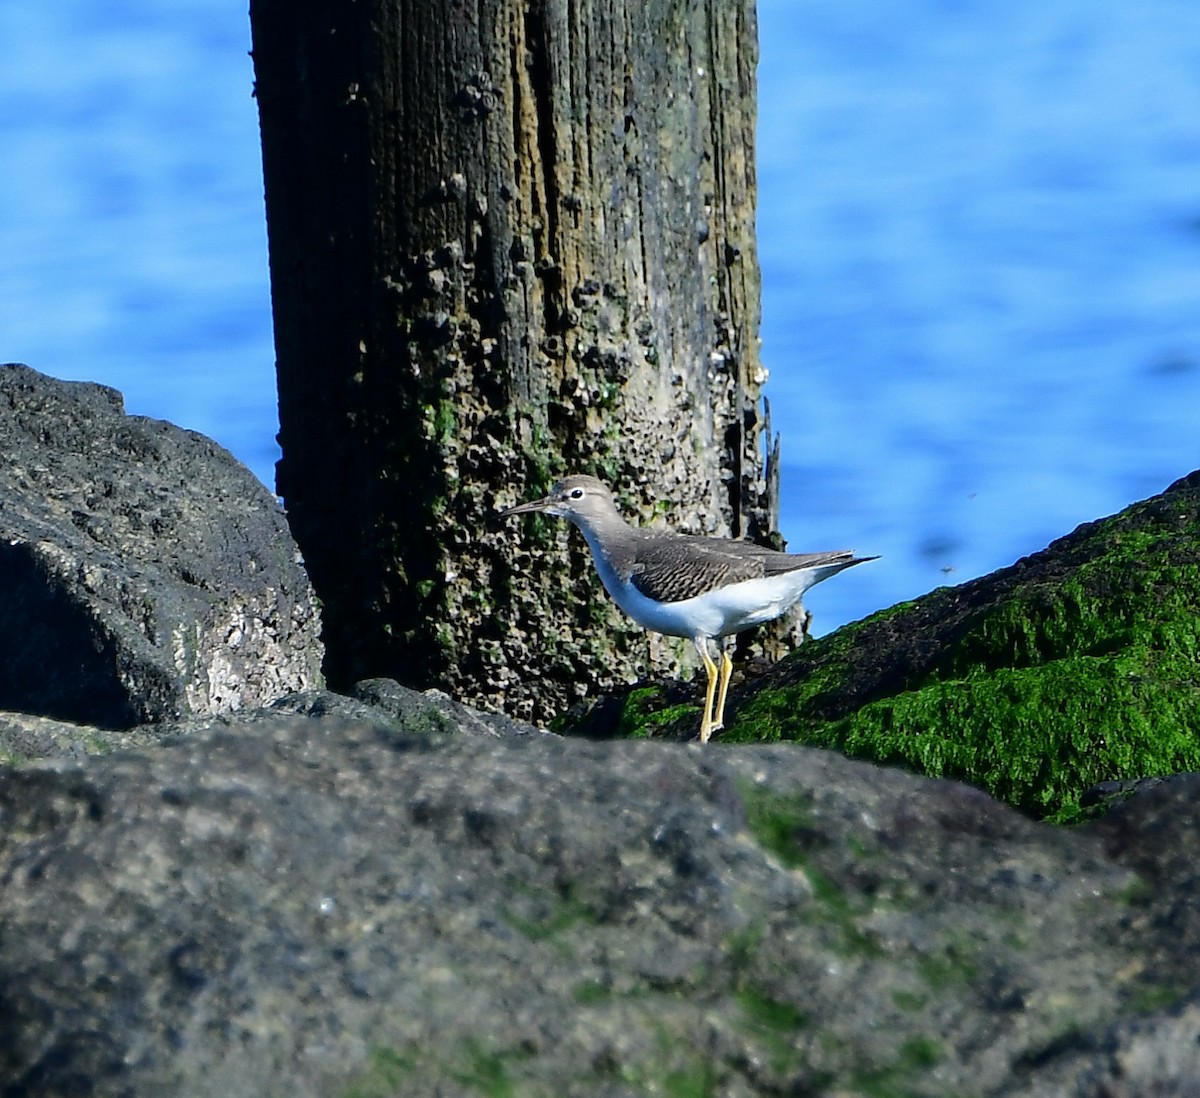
[0, 363, 323, 727]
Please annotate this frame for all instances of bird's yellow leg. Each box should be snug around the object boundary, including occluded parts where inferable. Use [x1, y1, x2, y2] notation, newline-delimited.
[695, 638, 719, 744]
[712, 648, 734, 733]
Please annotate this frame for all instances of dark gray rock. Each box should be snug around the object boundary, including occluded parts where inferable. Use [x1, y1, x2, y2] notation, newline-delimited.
[352, 676, 545, 737]
[0, 364, 323, 728]
[1000, 992, 1200, 1098]
[0, 683, 541, 770]
[0, 710, 170, 765]
[997, 774, 1200, 1096]
[0, 709, 1195, 1096]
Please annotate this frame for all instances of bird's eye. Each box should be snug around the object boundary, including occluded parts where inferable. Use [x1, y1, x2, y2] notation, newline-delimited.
[569, 487, 584, 499]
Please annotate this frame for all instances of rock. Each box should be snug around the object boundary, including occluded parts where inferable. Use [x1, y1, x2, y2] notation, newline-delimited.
[0, 364, 323, 728]
[1000, 773, 1200, 1098]
[0, 708, 1195, 1096]
[0, 709, 170, 765]
[1000, 991, 1200, 1098]
[0, 683, 541, 769]
[352, 676, 546, 737]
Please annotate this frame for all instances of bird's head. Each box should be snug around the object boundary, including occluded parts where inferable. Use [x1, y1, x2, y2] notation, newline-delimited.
[500, 474, 620, 526]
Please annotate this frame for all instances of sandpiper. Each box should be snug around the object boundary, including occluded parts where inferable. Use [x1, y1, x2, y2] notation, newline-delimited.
[502, 474, 876, 742]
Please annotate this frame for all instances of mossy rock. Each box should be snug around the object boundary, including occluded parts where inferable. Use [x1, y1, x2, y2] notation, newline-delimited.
[580, 471, 1200, 822]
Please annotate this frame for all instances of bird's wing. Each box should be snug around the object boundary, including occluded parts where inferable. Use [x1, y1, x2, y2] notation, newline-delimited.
[755, 548, 861, 577]
[628, 533, 868, 603]
[629, 533, 836, 603]
[626, 536, 759, 603]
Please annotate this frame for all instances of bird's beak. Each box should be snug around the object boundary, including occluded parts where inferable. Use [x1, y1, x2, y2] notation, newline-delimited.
[500, 495, 554, 518]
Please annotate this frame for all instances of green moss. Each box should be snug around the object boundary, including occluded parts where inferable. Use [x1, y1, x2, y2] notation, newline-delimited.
[630, 703, 698, 737]
[739, 784, 884, 957]
[719, 495, 1200, 820]
[847, 834, 878, 860]
[916, 945, 979, 991]
[637, 1024, 721, 1098]
[430, 399, 456, 445]
[451, 1039, 522, 1098]
[596, 379, 622, 409]
[722, 923, 765, 975]
[342, 1047, 417, 1098]
[520, 440, 555, 498]
[521, 511, 563, 550]
[501, 887, 594, 942]
[1116, 878, 1152, 906]
[342, 1040, 532, 1098]
[737, 782, 818, 870]
[890, 989, 928, 1012]
[572, 979, 612, 1004]
[898, 1036, 941, 1068]
[595, 454, 623, 486]
[661, 1065, 720, 1098]
[598, 686, 700, 739]
[549, 679, 698, 737]
[735, 987, 808, 1033]
[730, 985, 809, 1078]
[1126, 981, 1189, 1013]
[848, 1036, 945, 1098]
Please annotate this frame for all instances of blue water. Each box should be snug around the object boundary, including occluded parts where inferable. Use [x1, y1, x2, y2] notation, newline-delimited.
[0, 1, 279, 477]
[2, 1, 1199, 635]
[761, 0, 1200, 628]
